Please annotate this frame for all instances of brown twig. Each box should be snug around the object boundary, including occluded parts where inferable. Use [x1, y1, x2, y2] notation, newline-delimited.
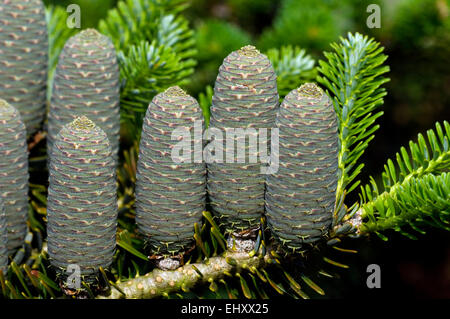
[28, 131, 47, 151]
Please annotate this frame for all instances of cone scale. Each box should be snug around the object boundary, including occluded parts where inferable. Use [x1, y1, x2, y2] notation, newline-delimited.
[0, 0, 48, 136]
[207, 45, 279, 234]
[135, 86, 206, 257]
[265, 83, 338, 252]
[0, 99, 29, 252]
[48, 29, 120, 164]
[47, 116, 117, 283]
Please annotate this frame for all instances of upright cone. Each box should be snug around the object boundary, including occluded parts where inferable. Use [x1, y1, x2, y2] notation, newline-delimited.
[0, 199, 7, 274]
[207, 45, 279, 234]
[47, 116, 117, 283]
[48, 29, 120, 164]
[265, 83, 338, 252]
[0, 100, 29, 252]
[0, 0, 48, 136]
[136, 86, 206, 256]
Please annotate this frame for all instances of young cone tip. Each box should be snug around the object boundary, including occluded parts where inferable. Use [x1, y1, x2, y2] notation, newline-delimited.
[0, 99, 18, 118]
[0, 99, 8, 109]
[237, 45, 261, 57]
[297, 83, 324, 99]
[0, 99, 13, 111]
[164, 86, 188, 97]
[76, 28, 104, 43]
[68, 116, 97, 131]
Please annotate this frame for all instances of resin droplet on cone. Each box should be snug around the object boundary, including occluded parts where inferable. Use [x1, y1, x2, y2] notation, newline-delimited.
[47, 116, 117, 283]
[136, 86, 206, 256]
[48, 29, 120, 164]
[207, 45, 279, 233]
[265, 83, 339, 252]
[0, 100, 29, 252]
[0, 0, 48, 136]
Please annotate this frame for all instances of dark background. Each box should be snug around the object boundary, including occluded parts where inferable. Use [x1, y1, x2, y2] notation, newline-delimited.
[44, 0, 450, 298]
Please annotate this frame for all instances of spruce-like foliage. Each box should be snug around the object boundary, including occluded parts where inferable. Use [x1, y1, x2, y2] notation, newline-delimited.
[266, 46, 316, 98]
[99, 0, 197, 139]
[208, 45, 279, 234]
[0, 199, 7, 274]
[317, 32, 390, 223]
[135, 86, 206, 256]
[266, 83, 338, 252]
[359, 121, 450, 238]
[0, 0, 48, 136]
[47, 116, 117, 283]
[0, 100, 29, 252]
[48, 29, 120, 163]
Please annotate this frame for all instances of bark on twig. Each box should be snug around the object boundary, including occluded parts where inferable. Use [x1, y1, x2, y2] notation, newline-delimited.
[28, 131, 46, 151]
[97, 251, 268, 299]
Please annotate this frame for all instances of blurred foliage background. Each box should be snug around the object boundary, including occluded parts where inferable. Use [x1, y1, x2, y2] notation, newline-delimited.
[43, 0, 450, 297]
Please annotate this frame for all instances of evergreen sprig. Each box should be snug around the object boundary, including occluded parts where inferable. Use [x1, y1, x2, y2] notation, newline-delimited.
[360, 172, 450, 239]
[98, 0, 197, 139]
[317, 32, 390, 217]
[117, 41, 196, 136]
[266, 45, 316, 98]
[359, 121, 450, 237]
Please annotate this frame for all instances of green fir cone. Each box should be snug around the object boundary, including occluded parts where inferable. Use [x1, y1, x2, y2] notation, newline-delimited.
[0, 0, 48, 136]
[0, 100, 29, 253]
[265, 83, 339, 252]
[207, 45, 279, 233]
[47, 116, 117, 283]
[136, 86, 206, 256]
[48, 29, 120, 164]
[0, 199, 7, 274]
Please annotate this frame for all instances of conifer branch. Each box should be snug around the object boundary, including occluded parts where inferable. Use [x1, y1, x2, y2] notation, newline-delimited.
[97, 251, 268, 299]
[317, 32, 390, 223]
[358, 121, 450, 238]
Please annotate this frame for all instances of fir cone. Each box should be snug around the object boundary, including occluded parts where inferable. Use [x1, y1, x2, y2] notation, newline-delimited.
[135, 86, 206, 256]
[207, 45, 279, 233]
[47, 116, 117, 283]
[0, 0, 48, 136]
[48, 29, 120, 164]
[0, 199, 7, 274]
[0, 99, 29, 252]
[265, 83, 339, 251]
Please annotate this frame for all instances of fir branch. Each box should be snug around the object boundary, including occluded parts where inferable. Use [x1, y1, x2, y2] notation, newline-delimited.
[360, 172, 450, 237]
[117, 40, 196, 137]
[317, 32, 390, 219]
[97, 251, 268, 299]
[98, 0, 190, 52]
[98, 0, 197, 139]
[266, 45, 316, 98]
[359, 121, 450, 237]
